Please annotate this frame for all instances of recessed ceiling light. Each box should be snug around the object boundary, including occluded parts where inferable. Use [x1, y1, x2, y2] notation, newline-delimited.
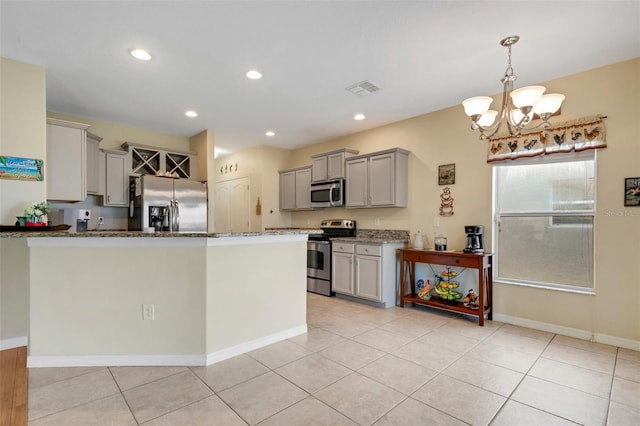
[246, 70, 262, 80]
[265, 131, 275, 137]
[130, 49, 152, 61]
[354, 113, 366, 121]
[185, 110, 198, 118]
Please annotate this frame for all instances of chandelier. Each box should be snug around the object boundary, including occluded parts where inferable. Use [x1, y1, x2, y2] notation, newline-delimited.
[462, 35, 565, 140]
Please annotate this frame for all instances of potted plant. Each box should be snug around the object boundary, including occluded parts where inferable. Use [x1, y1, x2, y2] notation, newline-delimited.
[24, 201, 50, 226]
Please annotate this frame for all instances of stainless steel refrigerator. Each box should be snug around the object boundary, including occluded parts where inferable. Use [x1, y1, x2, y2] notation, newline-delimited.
[128, 175, 207, 233]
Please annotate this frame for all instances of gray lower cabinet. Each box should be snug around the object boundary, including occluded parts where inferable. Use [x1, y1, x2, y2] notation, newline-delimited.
[332, 241, 404, 307]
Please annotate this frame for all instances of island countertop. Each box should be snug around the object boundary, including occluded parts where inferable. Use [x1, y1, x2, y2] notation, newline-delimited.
[0, 229, 322, 238]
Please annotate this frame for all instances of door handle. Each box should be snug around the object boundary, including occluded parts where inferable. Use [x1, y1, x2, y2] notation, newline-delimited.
[174, 201, 180, 232]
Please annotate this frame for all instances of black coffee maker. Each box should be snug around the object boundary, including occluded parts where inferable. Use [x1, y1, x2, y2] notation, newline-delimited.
[463, 225, 485, 254]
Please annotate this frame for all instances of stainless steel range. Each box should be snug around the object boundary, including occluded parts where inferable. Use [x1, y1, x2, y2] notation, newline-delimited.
[307, 219, 356, 296]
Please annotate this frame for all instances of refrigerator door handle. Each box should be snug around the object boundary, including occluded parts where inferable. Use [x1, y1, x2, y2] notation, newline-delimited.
[174, 200, 180, 232]
[169, 200, 175, 232]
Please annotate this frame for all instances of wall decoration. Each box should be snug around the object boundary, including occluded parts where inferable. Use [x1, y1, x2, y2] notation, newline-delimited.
[439, 186, 454, 216]
[625, 177, 640, 207]
[219, 162, 238, 175]
[0, 156, 43, 181]
[438, 163, 455, 185]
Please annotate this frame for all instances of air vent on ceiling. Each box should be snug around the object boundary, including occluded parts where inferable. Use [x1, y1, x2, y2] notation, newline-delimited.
[345, 80, 382, 97]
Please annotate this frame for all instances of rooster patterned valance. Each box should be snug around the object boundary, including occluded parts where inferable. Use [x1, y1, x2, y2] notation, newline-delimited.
[486, 115, 606, 163]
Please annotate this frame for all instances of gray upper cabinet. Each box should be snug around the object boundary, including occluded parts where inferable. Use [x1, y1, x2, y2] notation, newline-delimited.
[103, 150, 129, 207]
[46, 118, 90, 202]
[345, 148, 409, 208]
[86, 131, 102, 195]
[279, 166, 312, 211]
[311, 148, 358, 182]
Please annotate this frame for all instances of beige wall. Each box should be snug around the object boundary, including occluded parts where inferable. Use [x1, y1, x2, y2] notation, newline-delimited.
[0, 58, 47, 224]
[278, 58, 640, 344]
[47, 112, 191, 153]
[29, 245, 207, 356]
[0, 58, 46, 346]
[214, 145, 292, 231]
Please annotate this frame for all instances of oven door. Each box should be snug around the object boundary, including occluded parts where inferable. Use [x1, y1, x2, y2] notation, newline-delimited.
[307, 240, 331, 281]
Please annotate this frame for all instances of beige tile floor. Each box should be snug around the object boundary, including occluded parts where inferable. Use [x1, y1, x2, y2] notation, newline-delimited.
[28, 293, 640, 425]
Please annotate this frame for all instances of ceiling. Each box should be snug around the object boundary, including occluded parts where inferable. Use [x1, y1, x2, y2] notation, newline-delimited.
[1, 1, 639, 156]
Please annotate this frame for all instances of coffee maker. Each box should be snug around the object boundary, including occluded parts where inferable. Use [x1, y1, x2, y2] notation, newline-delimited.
[463, 225, 484, 254]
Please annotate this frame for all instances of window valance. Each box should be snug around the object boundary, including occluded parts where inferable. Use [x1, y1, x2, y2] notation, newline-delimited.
[486, 115, 606, 163]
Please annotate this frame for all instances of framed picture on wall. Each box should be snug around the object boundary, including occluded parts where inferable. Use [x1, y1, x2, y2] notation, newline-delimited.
[438, 163, 455, 185]
[624, 177, 640, 206]
[0, 156, 44, 181]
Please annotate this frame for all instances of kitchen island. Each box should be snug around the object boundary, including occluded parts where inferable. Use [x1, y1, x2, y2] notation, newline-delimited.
[1, 230, 317, 367]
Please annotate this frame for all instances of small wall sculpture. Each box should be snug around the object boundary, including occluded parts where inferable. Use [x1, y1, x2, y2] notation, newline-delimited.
[439, 186, 454, 216]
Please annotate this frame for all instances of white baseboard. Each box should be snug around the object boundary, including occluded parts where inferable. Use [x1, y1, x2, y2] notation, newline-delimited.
[0, 336, 28, 350]
[206, 324, 308, 366]
[493, 313, 640, 351]
[26, 324, 309, 368]
[28, 354, 206, 368]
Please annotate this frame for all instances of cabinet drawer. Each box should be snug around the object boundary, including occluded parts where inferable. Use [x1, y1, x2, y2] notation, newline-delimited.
[407, 252, 480, 268]
[356, 244, 381, 257]
[332, 242, 354, 253]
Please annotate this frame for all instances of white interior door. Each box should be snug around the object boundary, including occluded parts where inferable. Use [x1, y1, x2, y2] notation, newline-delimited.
[214, 177, 250, 232]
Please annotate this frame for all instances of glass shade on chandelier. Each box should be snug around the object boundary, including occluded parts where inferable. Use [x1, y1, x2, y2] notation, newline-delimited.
[462, 36, 565, 140]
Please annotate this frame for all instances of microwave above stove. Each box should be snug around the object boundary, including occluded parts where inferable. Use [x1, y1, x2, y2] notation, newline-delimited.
[310, 179, 344, 208]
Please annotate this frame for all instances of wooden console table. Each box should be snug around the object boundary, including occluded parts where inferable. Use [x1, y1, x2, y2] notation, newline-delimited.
[398, 249, 493, 326]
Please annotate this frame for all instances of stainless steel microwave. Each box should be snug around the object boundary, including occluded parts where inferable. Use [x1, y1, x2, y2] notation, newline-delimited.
[310, 179, 344, 208]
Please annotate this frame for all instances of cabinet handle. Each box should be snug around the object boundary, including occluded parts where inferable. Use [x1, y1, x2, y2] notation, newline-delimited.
[107, 195, 110, 203]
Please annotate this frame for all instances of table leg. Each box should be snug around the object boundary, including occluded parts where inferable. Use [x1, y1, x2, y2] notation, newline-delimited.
[478, 266, 485, 326]
[399, 253, 406, 307]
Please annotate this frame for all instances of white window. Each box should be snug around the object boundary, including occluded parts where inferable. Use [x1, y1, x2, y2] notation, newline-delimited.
[493, 151, 596, 293]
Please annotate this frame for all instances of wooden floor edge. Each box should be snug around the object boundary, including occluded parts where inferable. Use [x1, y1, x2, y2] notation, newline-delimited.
[0, 346, 28, 426]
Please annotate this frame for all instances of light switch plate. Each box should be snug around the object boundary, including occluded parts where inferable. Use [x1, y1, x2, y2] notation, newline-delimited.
[142, 304, 155, 320]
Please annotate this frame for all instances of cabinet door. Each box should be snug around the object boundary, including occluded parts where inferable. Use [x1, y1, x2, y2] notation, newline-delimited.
[355, 254, 382, 301]
[311, 156, 328, 182]
[46, 121, 87, 201]
[295, 167, 312, 209]
[345, 158, 368, 207]
[368, 153, 395, 206]
[105, 153, 128, 206]
[327, 152, 345, 180]
[332, 251, 354, 295]
[86, 136, 100, 195]
[279, 171, 296, 210]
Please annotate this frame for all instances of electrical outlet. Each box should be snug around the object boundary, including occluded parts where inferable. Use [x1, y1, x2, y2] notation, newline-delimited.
[98, 217, 104, 225]
[142, 304, 155, 320]
[374, 218, 380, 226]
[432, 217, 440, 227]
